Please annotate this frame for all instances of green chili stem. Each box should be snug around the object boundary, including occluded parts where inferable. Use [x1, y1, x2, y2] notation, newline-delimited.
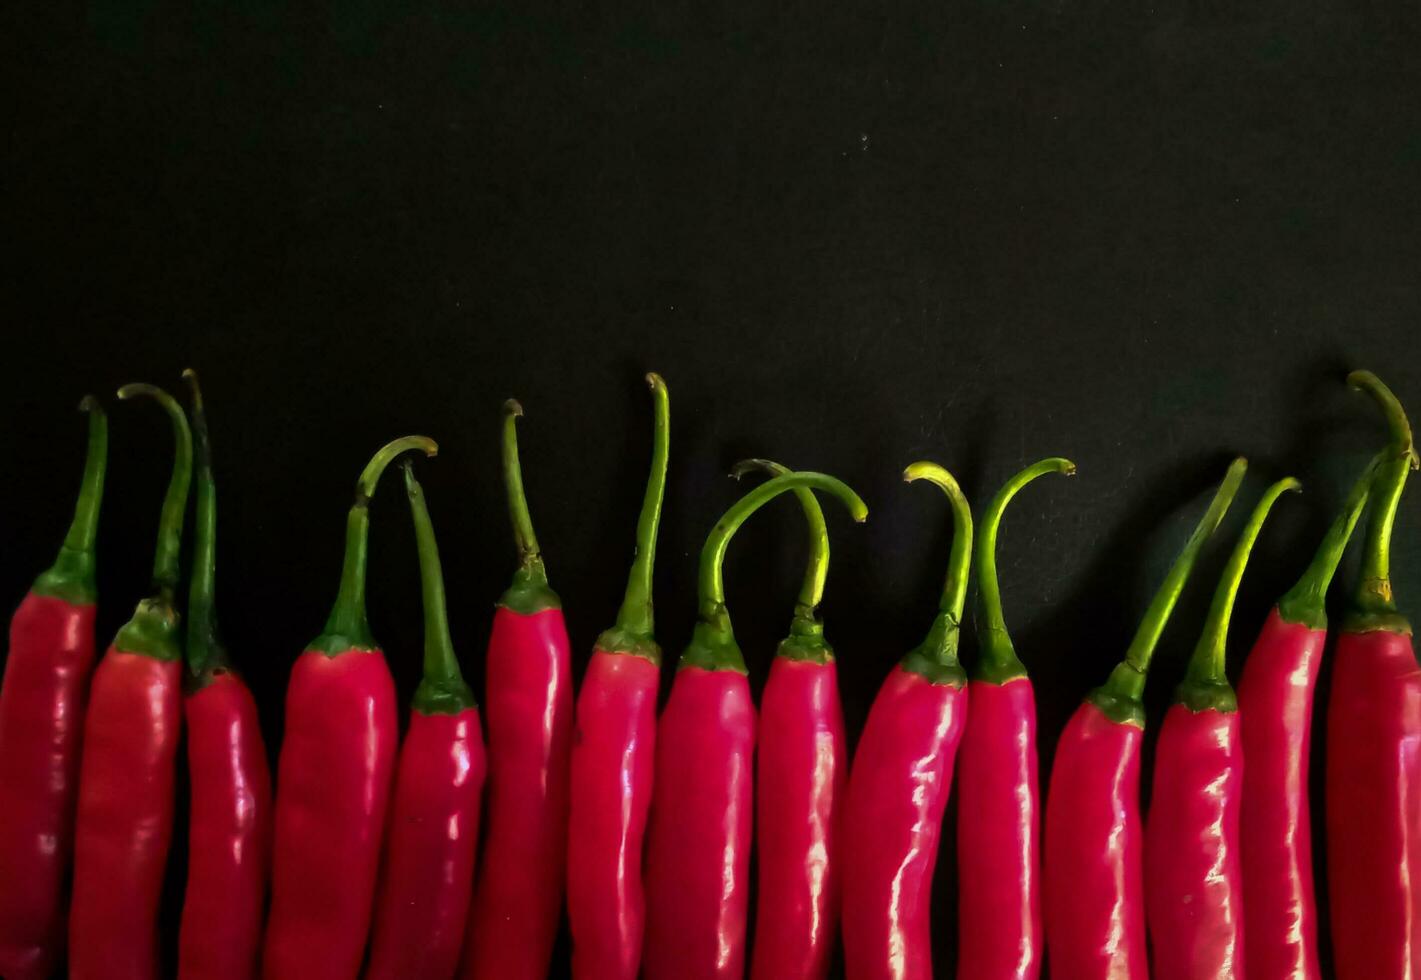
[1277, 452, 1384, 628]
[731, 458, 829, 619]
[1186, 477, 1301, 686]
[610, 374, 670, 640]
[502, 400, 543, 574]
[1347, 370, 1418, 627]
[318, 435, 438, 651]
[404, 462, 474, 714]
[974, 457, 1076, 683]
[63, 397, 108, 555]
[899, 462, 974, 679]
[117, 383, 193, 598]
[181, 370, 227, 679]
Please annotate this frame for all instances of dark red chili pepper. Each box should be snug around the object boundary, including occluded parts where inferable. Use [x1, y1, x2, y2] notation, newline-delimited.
[365, 462, 487, 980]
[956, 457, 1074, 980]
[1042, 457, 1244, 980]
[567, 374, 669, 980]
[175, 371, 273, 980]
[734, 458, 853, 980]
[69, 383, 193, 980]
[842, 461, 972, 980]
[1325, 369, 1421, 979]
[1237, 453, 1382, 980]
[461, 401, 573, 980]
[262, 434, 436, 980]
[1145, 476, 1298, 980]
[0, 398, 106, 980]
[643, 470, 867, 980]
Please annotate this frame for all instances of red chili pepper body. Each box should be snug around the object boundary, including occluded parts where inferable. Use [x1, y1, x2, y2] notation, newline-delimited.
[955, 677, 1041, 980]
[0, 399, 106, 980]
[0, 594, 97, 979]
[642, 665, 757, 979]
[1043, 700, 1146, 979]
[367, 708, 487, 979]
[1237, 609, 1325, 980]
[68, 649, 183, 979]
[842, 664, 967, 980]
[1325, 627, 1421, 977]
[567, 648, 659, 980]
[263, 435, 434, 980]
[751, 656, 845, 980]
[1145, 705, 1244, 979]
[461, 605, 573, 979]
[177, 672, 271, 980]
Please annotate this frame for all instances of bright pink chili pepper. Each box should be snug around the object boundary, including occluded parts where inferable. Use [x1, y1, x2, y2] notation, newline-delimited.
[643, 470, 866, 980]
[1043, 458, 1245, 980]
[841, 462, 972, 980]
[1146, 477, 1298, 980]
[956, 457, 1074, 980]
[567, 374, 669, 980]
[462, 401, 573, 980]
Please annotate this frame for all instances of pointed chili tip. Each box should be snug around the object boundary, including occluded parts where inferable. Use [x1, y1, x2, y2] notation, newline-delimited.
[504, 398, 524, 419]
[77, 394, 102, 414]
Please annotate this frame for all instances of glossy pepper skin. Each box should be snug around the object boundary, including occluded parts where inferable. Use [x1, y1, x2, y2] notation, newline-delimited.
[69, 384, 194, 980]
[842, 462, 972, 980]
[1325, 371, 1421, 979]
[567, 374, 669, 980]
[1043, 458, 1245, 980]
[262, 435, 436, 980]
[1146, 478, 1298, 980]
[0, 399, 106, 980]
[1238, 453, 1381, 980]
[736, 459, 854, 980]
[956, 458, 1074, 980]
[644, 470, 867, 980]
[462, 401, 573, 980]
[175, 372, 272, 980]
[365, 465, 486, 980]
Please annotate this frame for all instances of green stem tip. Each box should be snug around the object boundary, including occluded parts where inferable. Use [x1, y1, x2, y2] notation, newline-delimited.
[181, 369, 229, 681]
[899, 461, 974, 684]
[403, 461, 475, 714]
[117, 383, 193, 598]
[1090, 456, 1247, 724]
[499, 398, 560, 614]
[1178, 476, 1301, 712]
[32, 396, 108, 604]
[599, 373, 671, 661]
[1345, 370, 1418, 633]
[974, 457, 1076, 684]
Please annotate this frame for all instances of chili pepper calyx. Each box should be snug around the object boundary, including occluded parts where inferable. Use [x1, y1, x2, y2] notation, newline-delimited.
[32, 395, 107, 604]
[114, 594, 183, 661]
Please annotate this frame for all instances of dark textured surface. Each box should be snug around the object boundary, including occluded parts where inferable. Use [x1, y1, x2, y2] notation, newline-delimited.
[3, 3, 1420, 976]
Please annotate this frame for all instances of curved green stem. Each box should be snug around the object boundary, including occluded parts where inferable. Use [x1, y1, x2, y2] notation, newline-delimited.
[598, 374, 671, 661]
[1178, 477, 1301, 712]
[731, 458, 836, 664]
[1278, 451, 1384, 629]
[33, 397, 107, 604]
[1089, 456, 1247, 725]
[118, 383, 193, 598]
[899, 462, 974, 684]
[682, 471, 867, 673]
[404, 463, 475, 714]
[500, 399, 559, 614]
[1345, 370, 1418, 633]
[312, 435, 438, 654]
[973, 457, 1076, 684]
[181, 370, 229, 682]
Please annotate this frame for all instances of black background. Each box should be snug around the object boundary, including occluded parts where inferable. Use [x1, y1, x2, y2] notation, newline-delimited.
[4, 3, 1421, 977]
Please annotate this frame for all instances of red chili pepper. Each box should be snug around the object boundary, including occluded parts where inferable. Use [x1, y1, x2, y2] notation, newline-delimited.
[566, 374, 669, 980]
[365, 462, 487, 979]
[732, 458, 855, 980]
[1145, 476, 1298, 980]
[842, 461, 972, 980]
[174, 371, 273, 980]
[0, 398, 106, 980]
[69, 383, 193, 980]
[1325, 370, 1421, 979]
[1237, 452, 1381, 980]
[1043, 457, 1244, 980]
[644, 470, 867, 980]
[262, 434, 437, 980]
[461, 400, 574, 980]
[956, 457, 1074, 980]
